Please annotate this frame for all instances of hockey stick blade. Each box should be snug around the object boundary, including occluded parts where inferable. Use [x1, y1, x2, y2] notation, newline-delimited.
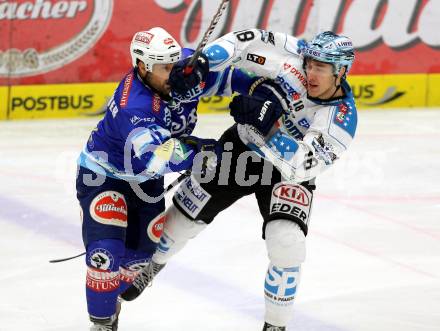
[49, 251, 86, 263]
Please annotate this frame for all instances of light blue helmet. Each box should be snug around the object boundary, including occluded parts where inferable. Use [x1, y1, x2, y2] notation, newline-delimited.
[302, 31, 355, 78]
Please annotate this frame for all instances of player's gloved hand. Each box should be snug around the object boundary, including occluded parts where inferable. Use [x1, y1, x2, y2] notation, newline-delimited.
[229, 80, 287, 136]
[169, 53, 209, 95]
[180, 135, 222, 175]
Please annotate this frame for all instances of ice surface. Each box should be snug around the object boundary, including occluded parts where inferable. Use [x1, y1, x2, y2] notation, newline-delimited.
[0, 110, 439, 330]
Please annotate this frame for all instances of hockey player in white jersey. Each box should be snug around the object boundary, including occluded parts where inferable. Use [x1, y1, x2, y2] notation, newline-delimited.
[122, 29, 357, 330]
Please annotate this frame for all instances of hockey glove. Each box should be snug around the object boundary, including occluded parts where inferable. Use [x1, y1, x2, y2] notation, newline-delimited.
[229, 80, 287, 136]
[169, 53, 210, 95]
[180, 135, 222, 175]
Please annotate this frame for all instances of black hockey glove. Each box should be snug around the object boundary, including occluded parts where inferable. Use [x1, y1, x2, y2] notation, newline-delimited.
[169, 53, 210, 95]
[229, 80, 287, 136]
[180, 135, 222, 175]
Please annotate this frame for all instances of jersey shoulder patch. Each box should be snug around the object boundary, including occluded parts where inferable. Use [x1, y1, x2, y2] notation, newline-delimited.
[204, 44, 231, 67]
[332, 99, 357, 138]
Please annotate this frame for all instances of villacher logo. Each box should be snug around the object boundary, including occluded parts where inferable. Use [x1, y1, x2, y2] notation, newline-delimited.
[0, 0, 113, 77]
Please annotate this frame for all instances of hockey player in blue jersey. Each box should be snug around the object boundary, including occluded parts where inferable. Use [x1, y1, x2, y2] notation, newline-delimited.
[76, 27, 260, 331]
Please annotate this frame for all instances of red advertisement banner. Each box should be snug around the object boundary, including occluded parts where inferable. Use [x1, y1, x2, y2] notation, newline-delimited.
[1, 0, 439, 86]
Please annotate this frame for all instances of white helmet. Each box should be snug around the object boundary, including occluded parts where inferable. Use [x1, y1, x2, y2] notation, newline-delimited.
[130, 27, 182, 72]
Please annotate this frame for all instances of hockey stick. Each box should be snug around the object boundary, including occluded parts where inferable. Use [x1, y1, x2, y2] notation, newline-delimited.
[164, 169, 191, 192]
[183, 0, 230, 74]
[49, 251, 86, 263]
[49, 170, 191, 264]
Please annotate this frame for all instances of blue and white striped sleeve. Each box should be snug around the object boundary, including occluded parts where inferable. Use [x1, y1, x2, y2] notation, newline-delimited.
[126, 122, 195, 178]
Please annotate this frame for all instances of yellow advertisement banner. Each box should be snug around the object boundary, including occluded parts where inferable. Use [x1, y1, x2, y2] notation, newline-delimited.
[8, 82, 117, 120]
[427, 74, 440, 107]
[0, 87, 8, 120]
[2, 73, 439, 120]
[197, 73, 432, 113]
[348, 74, 427, 108]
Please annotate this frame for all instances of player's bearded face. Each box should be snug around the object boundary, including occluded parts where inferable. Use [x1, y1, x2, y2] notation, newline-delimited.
[143, 63, 174, 96]
[305, 59, 339, 99]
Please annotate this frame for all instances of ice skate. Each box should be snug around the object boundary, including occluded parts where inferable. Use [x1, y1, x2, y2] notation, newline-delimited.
[89, 315, 118, 331]
[89, 297, 121, 331]
[120, 261, 165, 301]
[262, 322, 286, 331]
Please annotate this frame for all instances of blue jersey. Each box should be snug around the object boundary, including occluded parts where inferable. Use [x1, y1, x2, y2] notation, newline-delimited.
[78, 50, 256, 183]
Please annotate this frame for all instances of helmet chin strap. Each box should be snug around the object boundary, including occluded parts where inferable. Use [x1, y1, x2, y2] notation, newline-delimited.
[329, 75, 341, 99]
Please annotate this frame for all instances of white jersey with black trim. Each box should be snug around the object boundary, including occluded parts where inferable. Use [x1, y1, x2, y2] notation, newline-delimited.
[203, 29, 358, 182]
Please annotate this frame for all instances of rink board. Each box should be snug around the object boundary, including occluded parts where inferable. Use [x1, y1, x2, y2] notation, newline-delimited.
[0, 87, 7, 120]
[7, 82, 117, 120]
[347, 74, 428, 108]
[428, 74, 440, 107]
[1, 73, 439, 120]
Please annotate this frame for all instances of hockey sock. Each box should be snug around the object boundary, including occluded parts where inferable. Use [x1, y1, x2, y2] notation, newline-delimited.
[86, 239, 125, 318]
[264, 263, 301, 326]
